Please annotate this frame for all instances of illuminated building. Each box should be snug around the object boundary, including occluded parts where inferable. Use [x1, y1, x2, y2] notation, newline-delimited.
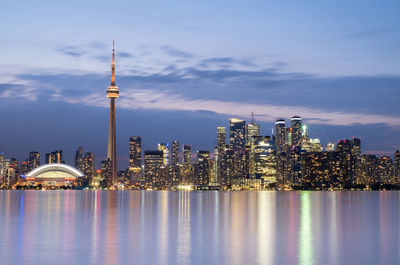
[1, 158, 10, 185]
[193, 151, 211, 185]
[4, 158, 19, 186]
[171, 140, 181, 185]
[377, 156, 394, 184]
[144, 150, 164, 188]
[360, 154, 379, 185]
[310, 139, 322, 152]
[45, 150, 64, 164]
[301, 151, 340, 189]
[254, 138, 276, 186]
[182, 145, 192, 184]
[288, 145, 303, 185]
[101, 159, 112, 187]
[325, 143, 335, 151]
[351, 138, 361, 184]
[157, 143, 170, 166]
[211, 147, 218, 184]
[20, 161, 30, 175]
[0, 153, 5, 183]
[75, 146, 84, 172]
[336, 140, 352, 187]
[275, 119, 286, 152]
[26, 163, 83, 187]
[229, 118, 246, 179]
[216, 127, 226, 185]
[171, 141, 180, 165]
[336, 138, 361, 187]
[129, 136, 142, 183]
[224, 148, 234, 186]
[118, 170, 129, 187]
[91, 169, 103, 188]
[275, 119, 287, 188]
[106, 41, 120, 187]
[28, 151, 40, 171]
[395, 150, 400, 184]
[246, 121, 260, 146]
[244, 144, 251, 177]
[286, 127, 293, 146]
[302, 138, 322, 153]
[246, 119, 260, 177]
[82, 152, 94, 181]
[291, 116, 302, 146]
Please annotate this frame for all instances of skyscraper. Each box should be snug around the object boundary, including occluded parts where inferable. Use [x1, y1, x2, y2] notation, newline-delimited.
[395, 150, 400, 184]
[351, 138, 361, 184]
[75, 146, 84, 171]
[171, 141, 181, 185]
[129, 136, 142, 184]
[336, 140, 352, 187]
[106, 41, 119, 187]
[28, 151, 40, 171]
[275, 119, 286, 152]
[216, 127, 226, 185]
[171, 141, 180, 165]
[82, 152, 95, 181]
[182, 145, 192, 184]
[246, 121, 260, 178]
[157, 143, 170, 166]
[229, 118, 246, 178]
[360, 154, 379, 185]
[254, 138, 276, 186]
[45, 150, 64, 164]
[275, 119, 287, 188]
[101, 159, 112, 188]
[377, 156, 394, 184]
[301, 151, 340, 189]
[144, 150, 164, 187]
[5, 158, 18, 186]
[0, 153, 5, 182]
[193, 151, 211, 185]
[291, 116, 302, 146]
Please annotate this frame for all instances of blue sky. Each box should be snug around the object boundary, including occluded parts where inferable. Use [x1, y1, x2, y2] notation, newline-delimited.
[1, 0, 400, 168]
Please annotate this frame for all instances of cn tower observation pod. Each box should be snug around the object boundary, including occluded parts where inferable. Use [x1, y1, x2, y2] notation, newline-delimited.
[26, 163, 84, 186]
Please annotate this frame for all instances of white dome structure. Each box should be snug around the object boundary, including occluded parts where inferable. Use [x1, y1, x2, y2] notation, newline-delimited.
[26, 163, 83, 186]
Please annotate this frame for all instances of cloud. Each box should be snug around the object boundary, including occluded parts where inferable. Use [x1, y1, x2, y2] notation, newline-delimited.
[50, 87, 400, 128]
[198, 57, 256, 68]
[4, 60, 400, 129]
[118, 51, 133, 58]
[160, 45, 194, 59]
[57, 46, 87, 57]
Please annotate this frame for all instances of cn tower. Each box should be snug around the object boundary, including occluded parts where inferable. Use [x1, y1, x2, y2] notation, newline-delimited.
[106, 41, 119, 187]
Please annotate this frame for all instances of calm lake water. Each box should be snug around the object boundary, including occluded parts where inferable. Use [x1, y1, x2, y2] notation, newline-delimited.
[0, 191, 398, 265]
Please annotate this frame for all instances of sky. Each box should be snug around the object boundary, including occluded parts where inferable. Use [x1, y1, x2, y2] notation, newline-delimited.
[1, 0, 400, 169]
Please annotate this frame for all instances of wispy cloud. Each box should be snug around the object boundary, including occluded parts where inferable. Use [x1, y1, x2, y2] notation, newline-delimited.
[52, 88, 400, 127]
[3, 55, 400, 129]
[57, 46, 87, 57]
[160, 45, 194, 59]
[199, 57, 255, 68]
[118, 51, 134, 58]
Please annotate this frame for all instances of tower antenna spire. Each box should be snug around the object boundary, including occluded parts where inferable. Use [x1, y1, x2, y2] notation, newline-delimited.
[111, 40, 116, 86]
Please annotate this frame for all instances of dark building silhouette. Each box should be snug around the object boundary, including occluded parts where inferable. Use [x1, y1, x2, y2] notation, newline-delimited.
[193, 151, 211, 185]
[144, 150, 164, 188]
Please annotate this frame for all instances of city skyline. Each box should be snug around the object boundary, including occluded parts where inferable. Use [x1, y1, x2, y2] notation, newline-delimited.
[2, 114, 399, 169]
[1, 2, 399, 265]
[2, 113, 399, 190]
